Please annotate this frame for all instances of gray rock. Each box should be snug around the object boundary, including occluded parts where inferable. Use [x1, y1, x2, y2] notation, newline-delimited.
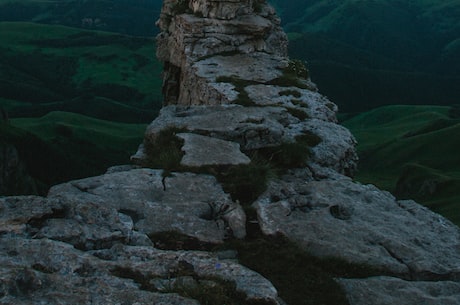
[254, 176, 460, 279]
[337, 276, 460, 305]
[96, 244, 282, 304]
[0, 235, 283, 305]
[178, 132, 250, 166]
[47, 169, 246, 244]
[0, 236, 199, 305]
[0, 196, 63, 235]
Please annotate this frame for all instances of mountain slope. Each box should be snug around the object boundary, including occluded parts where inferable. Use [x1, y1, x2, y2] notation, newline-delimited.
[1, 111, 145, 195]
[0, 22, 162, 122]
[0, 0, 162, 36]
[270, 0, 460, 112]
[343, 105, 460, 225]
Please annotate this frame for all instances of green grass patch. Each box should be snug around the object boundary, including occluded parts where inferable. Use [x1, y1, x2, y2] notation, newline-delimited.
[343, 104, 460, 226]
[2, 111, 145, 195]
[0, 22, 162, 122]
[215, 75, 260, 106]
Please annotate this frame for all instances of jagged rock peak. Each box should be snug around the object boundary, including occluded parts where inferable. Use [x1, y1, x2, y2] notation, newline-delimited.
[156, 0, 290, 106]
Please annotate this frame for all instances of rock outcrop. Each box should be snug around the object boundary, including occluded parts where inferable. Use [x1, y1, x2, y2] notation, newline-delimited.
[1, 1, 460, 304]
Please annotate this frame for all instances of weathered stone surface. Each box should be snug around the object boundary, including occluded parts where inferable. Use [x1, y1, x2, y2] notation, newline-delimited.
[255, 176, 460, 279]
[0, 237, 200, 305]
[178, 132, 250, 166]
[94, 245, 282, 304]
[190, 0, 253, 20]
[156, 0, 288, 106]
[47, 169, 246, 244]
[0, 235, 283, 305]
[0, 196, 63, 235]
[337, 276, 460, 305]
[139, 103, 357, 175]
[143, 104, 293, 150]
[302, 119, 358, 177]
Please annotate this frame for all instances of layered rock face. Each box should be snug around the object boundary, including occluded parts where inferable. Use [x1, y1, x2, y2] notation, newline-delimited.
[1, 1, 460, 305]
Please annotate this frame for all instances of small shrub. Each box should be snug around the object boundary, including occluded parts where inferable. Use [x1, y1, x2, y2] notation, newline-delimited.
[287, 59, 309, 79]
[252, 0, 265, 13]
[171, 0, 191, 15]
[143, 127, 185, 174]
[268, 59, 312, 89]
[216, 159, 275, 205]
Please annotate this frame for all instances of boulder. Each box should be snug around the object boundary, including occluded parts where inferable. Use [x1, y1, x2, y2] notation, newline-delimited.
[337, 276, 460, 305]
[47, 168, 246, 245]
[0, 236, 282, 305]
[254, 176, 460, 279]
[178, 132, 250, 166]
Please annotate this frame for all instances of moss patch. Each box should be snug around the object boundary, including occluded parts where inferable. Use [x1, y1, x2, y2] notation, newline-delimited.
[215, 75, 260, 106]
[218, 232, 387, 305]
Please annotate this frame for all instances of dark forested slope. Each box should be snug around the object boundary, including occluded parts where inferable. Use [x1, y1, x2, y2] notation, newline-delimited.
[270, 0, 460, 112]
[0, 0, 162, 37]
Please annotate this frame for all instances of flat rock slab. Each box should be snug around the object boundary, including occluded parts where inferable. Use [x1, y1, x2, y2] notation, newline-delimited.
[0, 237, 282, 305]
[46, 168, 246, 246]
[254, 176, 460, 279]
[178, 132, 250, 166]
[337, 276, 460, 305]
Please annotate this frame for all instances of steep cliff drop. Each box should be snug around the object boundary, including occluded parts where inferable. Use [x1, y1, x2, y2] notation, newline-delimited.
[0, 1, 459, 304]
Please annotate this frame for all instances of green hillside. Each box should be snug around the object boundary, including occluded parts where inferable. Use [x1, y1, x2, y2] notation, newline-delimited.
[0, 0, 161, 37]
[1, 111, 145, 195]
[271, 0, 460, 112]
[0, 21, 163, 123]
[343, 105, 460, 225]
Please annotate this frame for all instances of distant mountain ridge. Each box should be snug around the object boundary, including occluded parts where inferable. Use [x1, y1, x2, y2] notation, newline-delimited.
[0, 0, 162, 37]
[270, 0, 460, 112]
[2, 0, 457, 112]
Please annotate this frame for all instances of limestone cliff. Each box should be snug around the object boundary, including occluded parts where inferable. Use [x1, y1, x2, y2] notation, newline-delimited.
[1, 1, 460, 305]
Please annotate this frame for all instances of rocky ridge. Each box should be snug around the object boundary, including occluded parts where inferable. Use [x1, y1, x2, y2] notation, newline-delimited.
[1, 1, 460, 304]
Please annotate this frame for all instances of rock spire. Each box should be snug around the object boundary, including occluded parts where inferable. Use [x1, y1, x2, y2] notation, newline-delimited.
[0, 1, 459, 304]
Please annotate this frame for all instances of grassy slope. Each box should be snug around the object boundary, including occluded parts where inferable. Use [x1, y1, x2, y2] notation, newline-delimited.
[0, 21, 163, 122]
[271, 0, 460, 112]
[0, 0, 162, 37]
[343, 105, 460, 225]
[1, 111, 145, 195]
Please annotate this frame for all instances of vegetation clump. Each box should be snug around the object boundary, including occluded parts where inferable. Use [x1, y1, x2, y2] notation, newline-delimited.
[171, 0, 191, 15]
[252, 0, 266, 13]
[218, 231, 388, 305]
[266, 59, 314, 90]
[216, 75, 260, 106]
[142, 127, 186, 175]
